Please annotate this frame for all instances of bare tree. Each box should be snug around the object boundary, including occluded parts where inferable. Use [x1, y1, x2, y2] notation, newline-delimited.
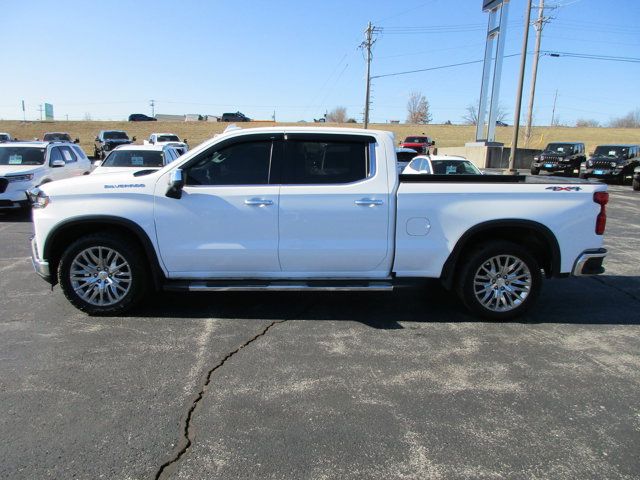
[83, 112, 92, 121]
[462, 102, 508, 125]
[609, 108, 640, 128]
[575, 118, 600, 128]
[326, 106, 348, 123]
[406, 92, 432, 124]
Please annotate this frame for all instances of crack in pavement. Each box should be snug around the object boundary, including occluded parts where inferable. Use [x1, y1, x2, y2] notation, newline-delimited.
[154, 302, 314, 480]
[154, 319, 286, 480]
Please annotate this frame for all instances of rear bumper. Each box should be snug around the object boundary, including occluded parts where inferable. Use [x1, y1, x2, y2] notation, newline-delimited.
[30, 236, 52, 283]
[572, 248, 607, 276]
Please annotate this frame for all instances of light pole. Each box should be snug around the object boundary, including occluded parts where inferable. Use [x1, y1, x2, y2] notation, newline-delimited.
[507, 0, 533, 174]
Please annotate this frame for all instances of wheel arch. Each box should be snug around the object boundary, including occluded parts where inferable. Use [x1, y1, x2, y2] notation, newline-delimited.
[440, 219, 561, 290]
[43, 215, 165, 290]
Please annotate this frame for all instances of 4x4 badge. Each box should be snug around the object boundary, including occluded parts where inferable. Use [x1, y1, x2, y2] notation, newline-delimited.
[546, 186, 582, 191]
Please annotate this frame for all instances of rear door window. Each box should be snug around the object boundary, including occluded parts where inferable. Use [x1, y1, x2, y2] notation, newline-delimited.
[60, 146, 77, 163]
[282, 140, 369, 184]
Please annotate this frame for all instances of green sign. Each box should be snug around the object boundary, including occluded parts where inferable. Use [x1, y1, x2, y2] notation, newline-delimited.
[44, 103, 54, 121]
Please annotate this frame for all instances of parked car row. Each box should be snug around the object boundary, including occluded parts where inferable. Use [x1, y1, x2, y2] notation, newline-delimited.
[0, 132, 186, 210]
[532, 141, 640, 186]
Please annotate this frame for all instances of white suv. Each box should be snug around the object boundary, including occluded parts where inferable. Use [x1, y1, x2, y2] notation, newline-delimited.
[145, 133, 189, 156]
[0, 141, 91, 209]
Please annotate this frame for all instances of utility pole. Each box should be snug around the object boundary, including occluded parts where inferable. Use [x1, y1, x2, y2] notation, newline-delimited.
[550, 89, 558, 125]
[507, 0, 533, 174]
[524, 0, 546, 146]
[361, 22, 379, 129]
[150, 99, 155, 117]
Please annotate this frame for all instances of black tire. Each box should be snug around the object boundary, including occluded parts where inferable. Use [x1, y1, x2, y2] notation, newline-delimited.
[57, 233, 149, 315]
[530, 168, 539, 175]
[633, 178, 640, 191]
[579, 172, 587, 179]
[455, 241, 542, 321]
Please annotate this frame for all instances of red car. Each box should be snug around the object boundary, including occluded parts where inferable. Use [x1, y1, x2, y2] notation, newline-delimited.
[399, 135, 435, 154]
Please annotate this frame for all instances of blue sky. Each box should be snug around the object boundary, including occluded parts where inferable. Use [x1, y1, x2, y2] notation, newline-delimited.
[1, 0, 638, 125]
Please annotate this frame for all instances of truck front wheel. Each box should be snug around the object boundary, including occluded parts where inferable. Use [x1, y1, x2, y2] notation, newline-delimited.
[456, 241, 541, 320]
[58, 233, 148, 315]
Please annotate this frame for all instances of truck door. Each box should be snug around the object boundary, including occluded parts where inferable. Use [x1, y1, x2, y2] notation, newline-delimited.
[278, 133, 391, 278]
[153, 134, 283, 277]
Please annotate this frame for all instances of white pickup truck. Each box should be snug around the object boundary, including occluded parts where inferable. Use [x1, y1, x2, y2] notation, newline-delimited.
[145, 133, 189, 156]
[29, 127, 609, 319]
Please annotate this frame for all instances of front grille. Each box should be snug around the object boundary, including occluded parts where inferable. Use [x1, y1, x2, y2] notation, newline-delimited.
[591, 160, 616, 168]
[0, 200, 14, 207]
[0, 178, 7, 193]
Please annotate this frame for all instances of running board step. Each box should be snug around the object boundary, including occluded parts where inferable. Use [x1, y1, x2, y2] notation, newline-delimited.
[163, 280, 395, 292]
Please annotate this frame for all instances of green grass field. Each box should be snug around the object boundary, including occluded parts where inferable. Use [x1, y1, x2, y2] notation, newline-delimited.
[1, 120, 638, 158]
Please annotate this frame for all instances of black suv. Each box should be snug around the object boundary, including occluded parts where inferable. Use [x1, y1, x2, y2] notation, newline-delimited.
[581, 144, 640, 184]
[531, 142, 586, 176]
[221, 111, 251, 122]
[128, 113, 157, 122]
[94, 130, 135, 160]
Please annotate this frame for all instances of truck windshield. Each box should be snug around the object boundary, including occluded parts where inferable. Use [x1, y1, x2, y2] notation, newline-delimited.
[104, 131, 129, 140]
[593, 146, 629, 158]
[0, 134, 11, 141]
[546, 144, 573, 154]
[0, 147, 46, 165]
[431, 160, 481, 175]
[102, 150, 164, 168]
[405, 137, 429, 143]
[157, 135, 180, 142]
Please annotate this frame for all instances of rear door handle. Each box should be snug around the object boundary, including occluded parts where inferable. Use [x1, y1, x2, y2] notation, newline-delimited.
[355, 199, 384, 206]
[244, 198, 274, 206]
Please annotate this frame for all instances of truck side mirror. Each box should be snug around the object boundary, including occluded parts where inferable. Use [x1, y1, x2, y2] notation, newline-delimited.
[74, 138, 80, 144]
[166, 169, 185, 199]
[183, 138, 188, 144]
[95, 136, 100, 142]
[51, 159, 66, 168]
[132, 136, 137, 142]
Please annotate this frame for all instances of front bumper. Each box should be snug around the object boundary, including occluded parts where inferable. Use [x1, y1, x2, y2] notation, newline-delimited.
[533, 162, 574, 172]
[0, 190, 30, 209]
[572, 248, 607, 276]
[30, 235, 52, 283]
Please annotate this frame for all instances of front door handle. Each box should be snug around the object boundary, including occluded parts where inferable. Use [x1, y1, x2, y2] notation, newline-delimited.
[244, 198, 274, 206]
[355, 198, 383, 207]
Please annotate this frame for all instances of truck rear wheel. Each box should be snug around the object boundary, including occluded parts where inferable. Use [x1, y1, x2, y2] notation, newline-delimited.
[58, 233, 148, 315]
[633, 178, 640, 191]
[456, 241, 541, 320]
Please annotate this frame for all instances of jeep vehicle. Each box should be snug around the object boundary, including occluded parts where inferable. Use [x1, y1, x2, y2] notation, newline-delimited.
[42, 132, 80, 144]
[145, 133, 189, 156]
[530, 142, 586, 176]
[221, 111, 251, 122]
[581, 144, 640, 184]
[30, 127, 609, 320]
[94, 130, 135, 160]
[399, 136, 435, 154]
[0, 141, 90, 209]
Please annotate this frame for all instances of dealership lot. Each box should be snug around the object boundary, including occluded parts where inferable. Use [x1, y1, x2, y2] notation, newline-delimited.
[0, 185, 638, 479]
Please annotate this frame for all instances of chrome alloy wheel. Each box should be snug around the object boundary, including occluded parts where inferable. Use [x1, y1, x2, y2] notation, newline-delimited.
[69, 246, 132, 306]
[473, 254, 532, 313]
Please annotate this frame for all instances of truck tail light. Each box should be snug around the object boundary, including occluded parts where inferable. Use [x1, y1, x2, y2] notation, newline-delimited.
[593, 191, 608, 235]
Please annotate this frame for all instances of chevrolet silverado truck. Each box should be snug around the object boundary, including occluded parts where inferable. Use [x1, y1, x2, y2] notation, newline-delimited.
[29, 127, 609, 320]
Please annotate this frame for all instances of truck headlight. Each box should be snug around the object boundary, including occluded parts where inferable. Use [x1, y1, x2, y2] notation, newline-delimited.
[6, 173, 34, 183]
[28, 188, 49, 209]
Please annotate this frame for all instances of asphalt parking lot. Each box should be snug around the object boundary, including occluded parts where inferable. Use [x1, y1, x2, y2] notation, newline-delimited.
[1, 185, 639, 480]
